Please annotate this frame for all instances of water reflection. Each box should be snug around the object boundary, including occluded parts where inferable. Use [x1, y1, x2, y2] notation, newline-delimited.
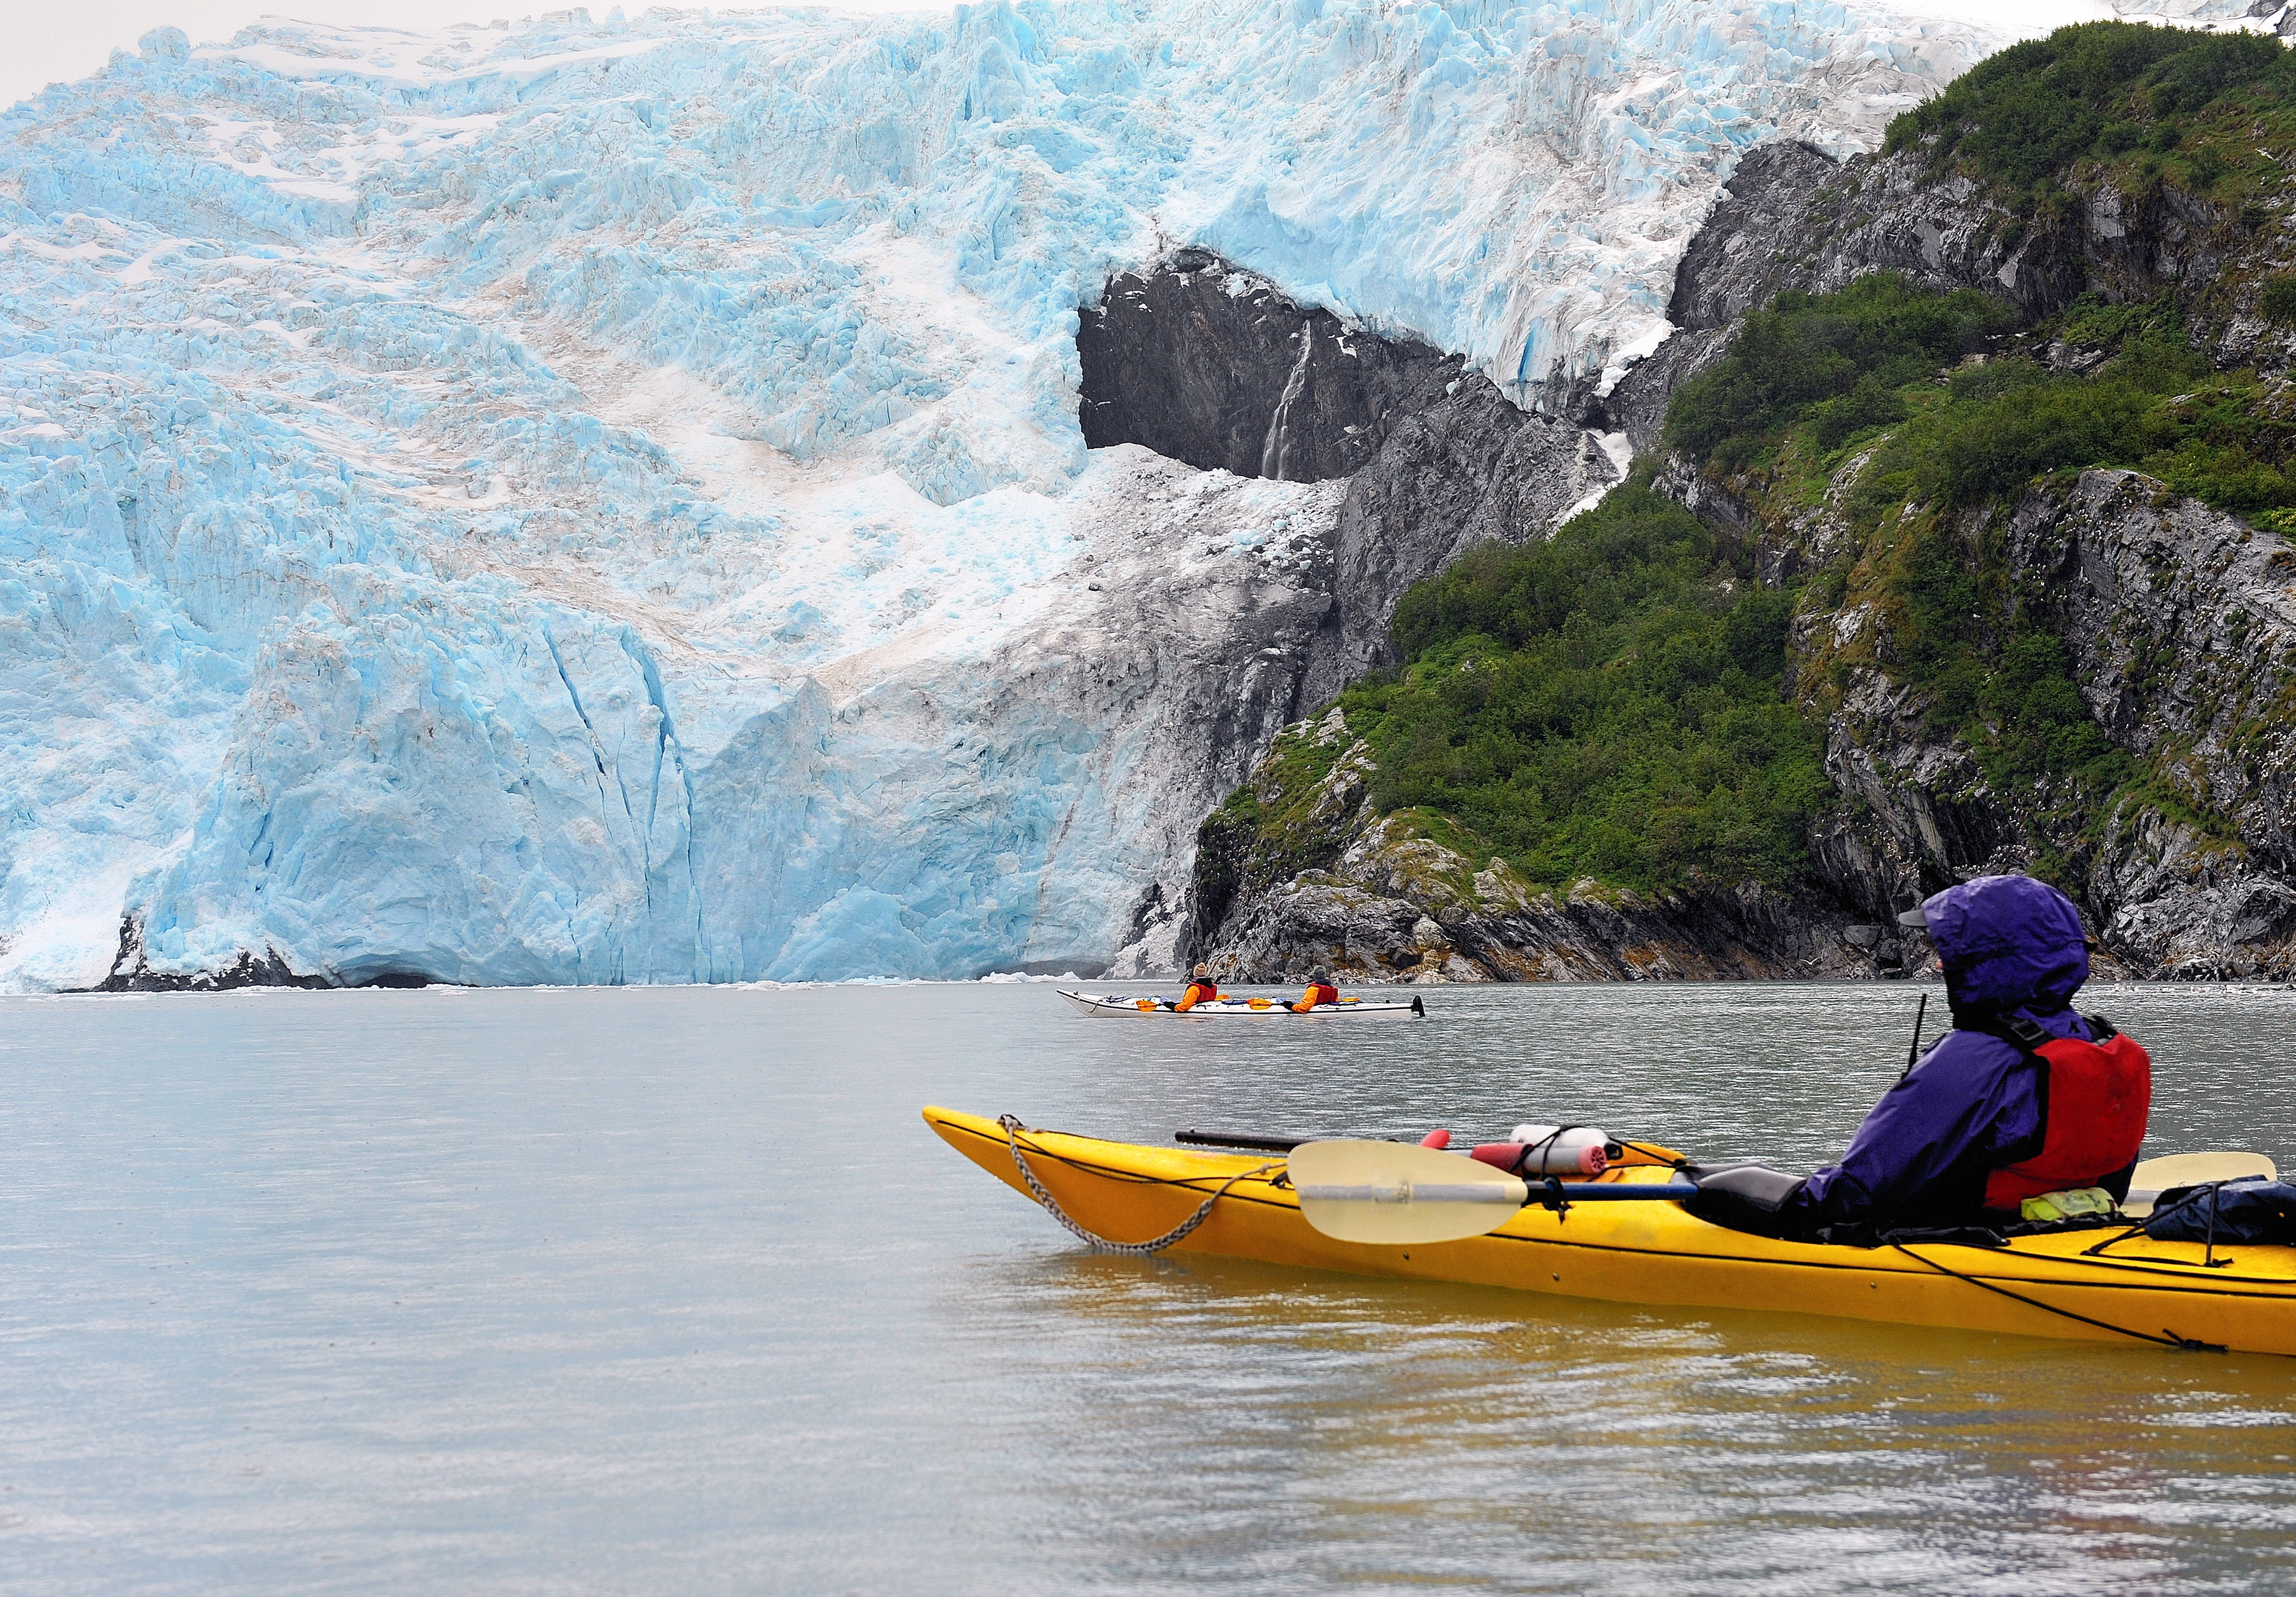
[1, 979, 2290, 1595]
[972, 1247, 2296, 1593]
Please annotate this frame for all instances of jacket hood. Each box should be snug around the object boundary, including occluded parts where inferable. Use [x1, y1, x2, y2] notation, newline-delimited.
[1919, 874, 2090, 1017]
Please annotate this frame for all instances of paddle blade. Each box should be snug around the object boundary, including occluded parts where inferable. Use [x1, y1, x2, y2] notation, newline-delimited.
[2133, 1150, 2277, 1188]
[1287, 1139, 1529, 1244]
[2123, 1150, 2279, 1215]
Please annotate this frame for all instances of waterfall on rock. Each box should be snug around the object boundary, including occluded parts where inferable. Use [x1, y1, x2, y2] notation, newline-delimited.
[1260, 327, 1317, 483]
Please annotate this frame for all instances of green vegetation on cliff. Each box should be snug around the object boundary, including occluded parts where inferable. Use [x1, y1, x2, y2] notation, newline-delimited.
[1664, 264, 2283, 862]
[1672, 276, 2296, 528]
[1883, 22, 2296, 211]
[1202, 21, 2289, 919]
[1666, 273, 2011, 471]
[1327, 480, 1832, 896]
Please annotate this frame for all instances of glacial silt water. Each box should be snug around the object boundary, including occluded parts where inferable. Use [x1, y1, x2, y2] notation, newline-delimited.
[3, 981, 2293, 1593]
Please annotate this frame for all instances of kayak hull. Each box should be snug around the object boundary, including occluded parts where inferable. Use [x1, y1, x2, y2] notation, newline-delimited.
[1058, 988, 1425, 1018]
[925, 1105, 2296, 1357]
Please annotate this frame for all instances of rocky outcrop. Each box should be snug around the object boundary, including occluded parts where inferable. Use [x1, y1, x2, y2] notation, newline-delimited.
[96, 916, 334, 992]
[1193, 455, 2296, 982]
[2014, 470, 2296, 860]
[2013, 470, 2296, 972]
[1077, 247, 1454, 481]
[1800, 658, 2032, 938]
[1601, 140, 1842, 450]
[1299, 380, 1617, 706]
[1601, 127, 2296, 451]
[1078, 247, 1620, 715]
[1175, 102, 2296, 984]
[1668, 141, 1846, 332]
[1189, 709, 1882, 982]
[1787, 468, 2296, 979]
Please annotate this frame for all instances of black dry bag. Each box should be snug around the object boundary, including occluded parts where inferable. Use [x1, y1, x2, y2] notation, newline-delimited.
[2142, 1177, 2296, 1246]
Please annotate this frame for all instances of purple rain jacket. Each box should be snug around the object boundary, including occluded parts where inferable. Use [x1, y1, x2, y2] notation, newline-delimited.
[1787, 875, 2126, 1227]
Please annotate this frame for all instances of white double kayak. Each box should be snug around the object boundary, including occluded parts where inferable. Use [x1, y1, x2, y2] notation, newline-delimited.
[1058, 989, 1426, 1018]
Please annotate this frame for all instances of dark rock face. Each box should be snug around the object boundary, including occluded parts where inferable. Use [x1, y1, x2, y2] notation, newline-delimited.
[1299, 377, 1617, 705]
[1077, 247, 1621, 715]
[1668, 141, 1844, 332]
[1778, 468, 2296, 979]
[1600, 141, 1840, 450]
[96, 915, 334, 992]
[1077, 247, 1454, 481]
[2013, 470, 2296, 867]
[2011, 470, 2296, 972]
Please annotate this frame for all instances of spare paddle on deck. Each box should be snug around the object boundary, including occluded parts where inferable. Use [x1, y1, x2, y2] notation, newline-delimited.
[1178, 1130, 1692, 1165]
[1176, 1130, 1322, 1153]
[1287, 1139, 1698, 1244]
[2123, 1150, 2279, 1217]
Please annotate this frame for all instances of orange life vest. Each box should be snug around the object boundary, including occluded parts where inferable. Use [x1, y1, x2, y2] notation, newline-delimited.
[1982, 1026, 2152, 1210]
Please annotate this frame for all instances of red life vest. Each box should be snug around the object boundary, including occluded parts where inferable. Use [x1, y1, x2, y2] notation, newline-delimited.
[1300, 982, 1339, 1008]
[1981, 1023, 2152, 1210]
[1183, 981, 1219, 1004]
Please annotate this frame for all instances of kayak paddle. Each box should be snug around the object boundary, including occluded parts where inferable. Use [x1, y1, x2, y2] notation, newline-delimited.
[2122, 1150, 2279, 1217]
[1287, 1139, 1698, 1244]
[1178, 1129, 1693, 1164]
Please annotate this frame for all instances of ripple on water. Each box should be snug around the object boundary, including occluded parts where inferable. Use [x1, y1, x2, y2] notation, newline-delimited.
[0, 980, 2291, 1595]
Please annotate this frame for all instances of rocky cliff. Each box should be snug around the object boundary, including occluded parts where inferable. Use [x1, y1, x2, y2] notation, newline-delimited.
[1077, 247, 1455, 482]
[1077, 245, 1621, 787]
[1600, 102, 2296, 451]
[1186, 24, 2296, 983]
[1806, 469, 2296, 978]
[1076, 252, 1621, 974]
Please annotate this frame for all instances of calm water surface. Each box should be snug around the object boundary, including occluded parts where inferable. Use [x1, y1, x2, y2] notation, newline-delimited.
[3, 979, 2294, 1595]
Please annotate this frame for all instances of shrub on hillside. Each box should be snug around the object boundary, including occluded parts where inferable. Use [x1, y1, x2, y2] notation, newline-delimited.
[1348, 481, 1830, 896]
[1664, 273, 2012, 469]
[1882, 22, 2295, 197]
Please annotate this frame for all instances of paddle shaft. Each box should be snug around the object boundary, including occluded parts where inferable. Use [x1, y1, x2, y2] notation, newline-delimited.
[1296, 1181, 1700, 1204]
[1176, 1130, 1320, 1153]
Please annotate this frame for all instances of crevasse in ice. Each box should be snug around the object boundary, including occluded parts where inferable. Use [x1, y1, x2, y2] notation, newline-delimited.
[0, 0, 2030, 987]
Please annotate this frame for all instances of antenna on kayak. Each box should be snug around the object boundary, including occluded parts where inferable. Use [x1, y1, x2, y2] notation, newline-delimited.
[1901, 991, 1928, 1079]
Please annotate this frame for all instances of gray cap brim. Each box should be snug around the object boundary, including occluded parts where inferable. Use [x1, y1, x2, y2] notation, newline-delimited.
[1896, 906, 1929, 929]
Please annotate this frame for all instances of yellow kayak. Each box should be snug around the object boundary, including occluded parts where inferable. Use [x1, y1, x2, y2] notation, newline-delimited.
[925, 1105, 2296, 1357]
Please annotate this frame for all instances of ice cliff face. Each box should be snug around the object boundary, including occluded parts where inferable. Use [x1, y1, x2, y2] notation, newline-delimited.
[1, 1, 2022, 988]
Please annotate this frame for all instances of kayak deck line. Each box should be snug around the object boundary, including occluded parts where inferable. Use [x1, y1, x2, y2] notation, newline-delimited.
[1885, 1240, 2226, 1352]
[925, 1107, 2296, 1356]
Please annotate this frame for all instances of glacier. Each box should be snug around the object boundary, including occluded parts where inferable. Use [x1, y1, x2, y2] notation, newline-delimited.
[0, 0, 2122, 988]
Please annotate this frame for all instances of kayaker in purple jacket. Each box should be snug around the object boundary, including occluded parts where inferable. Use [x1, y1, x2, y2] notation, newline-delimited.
[1784, 874, 2148, 1230]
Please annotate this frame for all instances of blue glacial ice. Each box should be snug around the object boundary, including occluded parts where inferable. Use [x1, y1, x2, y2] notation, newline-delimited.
[0, 0, 2066, 987]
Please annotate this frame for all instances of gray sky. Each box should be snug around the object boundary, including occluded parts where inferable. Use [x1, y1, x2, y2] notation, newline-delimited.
[1, 2, 2139, 134]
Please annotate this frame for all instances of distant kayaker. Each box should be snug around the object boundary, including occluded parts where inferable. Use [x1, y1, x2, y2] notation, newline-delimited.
[1174, 965, 1222, 1012]
[1291, 971, 1341, 1013]
[1782, 873, 2151, 1233]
